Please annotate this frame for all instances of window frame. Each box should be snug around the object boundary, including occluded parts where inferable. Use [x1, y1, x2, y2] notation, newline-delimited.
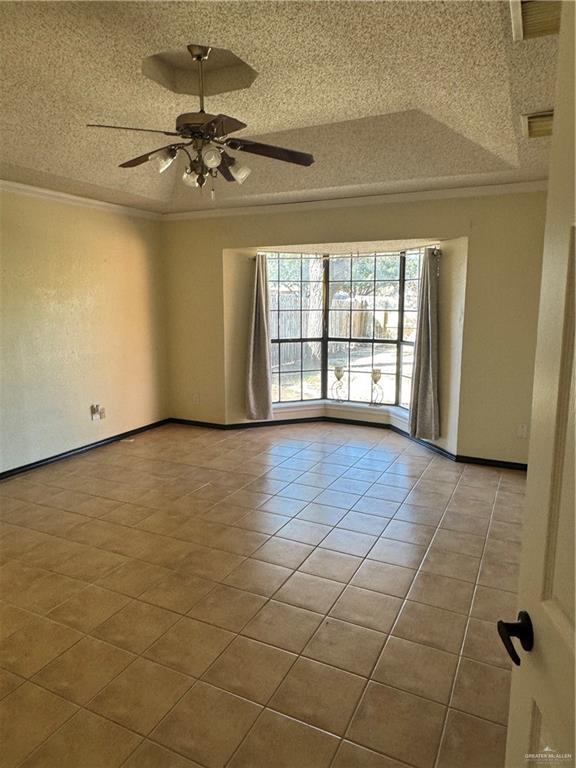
[266, 249, 421, 408]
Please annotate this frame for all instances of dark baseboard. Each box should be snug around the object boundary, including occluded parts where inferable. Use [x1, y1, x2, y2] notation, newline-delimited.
[0, 419, 171, 480]
[168, 416, 324, 430]
[169, 416, 528, 470]
[0, 414, 527, 480]
[450, 453, 528, 471]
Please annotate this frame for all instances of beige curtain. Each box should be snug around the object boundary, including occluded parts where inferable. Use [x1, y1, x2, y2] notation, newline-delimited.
[246, 252, 273, 420]
[409, 247, 440, 440]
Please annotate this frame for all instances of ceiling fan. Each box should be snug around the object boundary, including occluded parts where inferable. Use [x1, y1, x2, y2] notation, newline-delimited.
[87, 45, 314, 195]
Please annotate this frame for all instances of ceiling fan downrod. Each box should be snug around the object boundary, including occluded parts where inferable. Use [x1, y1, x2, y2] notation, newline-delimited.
[187, 44, 211, 114]
[86, 41, 313, 193]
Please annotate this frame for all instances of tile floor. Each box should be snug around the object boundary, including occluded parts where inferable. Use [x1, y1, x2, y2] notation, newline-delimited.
[0, 422, 525, 768]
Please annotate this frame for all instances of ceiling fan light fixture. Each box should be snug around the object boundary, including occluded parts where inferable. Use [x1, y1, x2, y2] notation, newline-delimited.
[230, 160, 251, 184]
[201, 145, 222, 169]
[182, 168, 199, 187]
[154, 148, 177, 173]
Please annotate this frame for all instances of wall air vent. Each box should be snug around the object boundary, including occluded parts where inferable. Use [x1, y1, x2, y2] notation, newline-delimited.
[522, 110, 554, 138]
[510, 0, 561, 42]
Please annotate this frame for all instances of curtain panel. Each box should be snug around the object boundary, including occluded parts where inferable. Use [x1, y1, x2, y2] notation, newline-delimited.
[409, 247, 440, 440]
[246, 253, 273, 420]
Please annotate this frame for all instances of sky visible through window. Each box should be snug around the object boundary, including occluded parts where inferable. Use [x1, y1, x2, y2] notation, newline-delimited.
[265, 249, 423, 408]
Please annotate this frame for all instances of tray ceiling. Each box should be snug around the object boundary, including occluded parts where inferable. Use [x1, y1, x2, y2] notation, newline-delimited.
[0, 1, 558, 213]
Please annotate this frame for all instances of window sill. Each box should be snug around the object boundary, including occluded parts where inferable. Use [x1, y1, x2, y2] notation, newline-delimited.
[272, 400, 409, 429]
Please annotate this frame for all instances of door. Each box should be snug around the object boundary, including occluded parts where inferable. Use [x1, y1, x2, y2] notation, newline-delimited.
[504, 3, 575, 765]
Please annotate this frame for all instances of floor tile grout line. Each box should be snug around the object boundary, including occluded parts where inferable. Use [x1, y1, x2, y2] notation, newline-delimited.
[1, 445, 518, 645]
[12, 596, 239, 768]
[328, 464, 521, 765]
[1, 442, 522, 582]
[3, 552, 511, 732]
[1, 496, 519, 634]
[1, 426, 523, 768]
[118, 441, 446, 765]
[327, 471, 465, 768]
[431, 470, 507, 768]
[10, 587, 513, 768]
[11, 689, 86, 768]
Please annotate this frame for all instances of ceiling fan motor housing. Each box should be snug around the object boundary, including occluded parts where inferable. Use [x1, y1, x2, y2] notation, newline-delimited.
[175, 112, 218, 137]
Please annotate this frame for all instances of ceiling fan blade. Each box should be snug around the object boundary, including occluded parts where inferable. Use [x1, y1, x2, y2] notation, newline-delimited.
[118, 144, 180, 168]
[219, 152, 236, 182]
[87, 123, 179, 136]
[203, 114, 247, 138]
[225, 138, 314, 166]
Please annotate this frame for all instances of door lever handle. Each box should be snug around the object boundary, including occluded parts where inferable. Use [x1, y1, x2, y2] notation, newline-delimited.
[497, 611, 534, 666]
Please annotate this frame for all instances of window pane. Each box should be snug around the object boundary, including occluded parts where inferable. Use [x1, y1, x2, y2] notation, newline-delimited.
[269, 282, 279, 311]
[269, 311, 279, 340]
[280, 373, 301, 401]
[302, 283, 323, 310]
[266, 255, 279, 281]
[400, 376, 413, 408]
[303, 371, 321, 400]
[302, 310, 323, 337]
[351, 283, 374, 309]
[403, 311, 418, 341]
[376, 253, 400, 279]
[271, 373, 280, 402]
[271, 344, 279, 373]
[329, 282, 351, 307]
[279, 257, 301, 281]
[328, 341, 349, 369]
[405, 251, 421, 279]
[351, 311, 373, 338]
[279, 310, 301, 338]
[329, 311, 350, 338]
[349, 372, 372, 403]
[350, 342, 373, 371]
[379, 374, 397, 404]
[374, 344, 397, 377]
[404, 280, 419, 310]
[302, 256, 323, 281]
[401, 344, 414, 378]
[278, 282, 301, 309]
[352, 256, 375, 281]
[374, 310, 398, 340]
[280, 342, 301, 373]
[303, 341, 322, 370]
[375, 281, 399, 310]
[330, 257, 351, 281]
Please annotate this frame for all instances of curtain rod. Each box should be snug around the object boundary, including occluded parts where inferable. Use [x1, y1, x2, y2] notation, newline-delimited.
[252, 244, 441, 260]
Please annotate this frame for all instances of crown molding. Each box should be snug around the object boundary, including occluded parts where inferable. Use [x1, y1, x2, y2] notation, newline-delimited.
[0, 179, 161, 220]
[162, 179, 548, 220]
[0, 177, 547, 223]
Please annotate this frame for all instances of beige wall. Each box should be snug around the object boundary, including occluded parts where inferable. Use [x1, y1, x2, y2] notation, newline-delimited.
[0, 185, 546, 472]
[164, 189, 546, 463]
[435, 236, 468, 456]
[161, 219, 227, 423]
[0, 191, 166, 472]
[457, 194, 546, 460]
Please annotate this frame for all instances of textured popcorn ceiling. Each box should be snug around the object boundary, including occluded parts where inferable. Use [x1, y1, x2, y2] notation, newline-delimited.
[0, 1, 557, 213]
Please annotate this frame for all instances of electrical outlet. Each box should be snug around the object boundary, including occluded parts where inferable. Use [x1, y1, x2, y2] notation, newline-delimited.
[191, 394, 200, 405]
[517, 424, 529, 439]
[90, 404, 106, 421]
